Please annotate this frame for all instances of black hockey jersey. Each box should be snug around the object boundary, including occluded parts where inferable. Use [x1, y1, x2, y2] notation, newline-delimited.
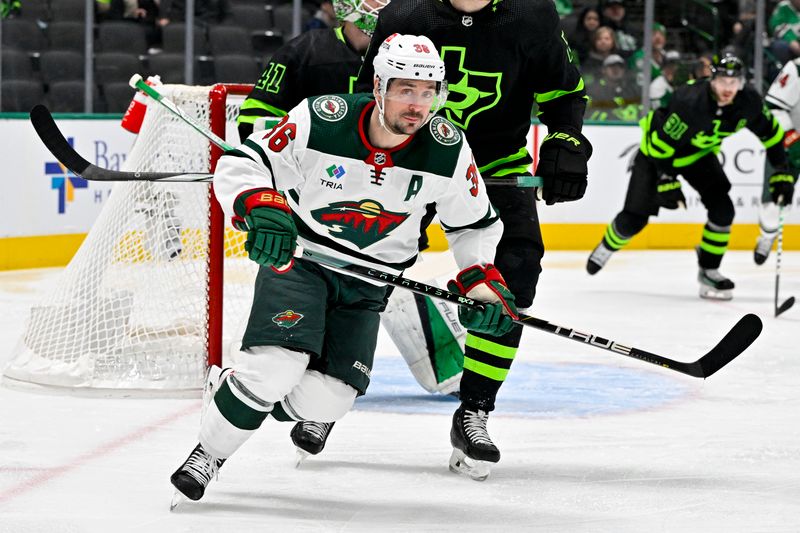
[357, 0, 586, 178]
[640, 80, 788, 171]
[237, 27, 363, 140]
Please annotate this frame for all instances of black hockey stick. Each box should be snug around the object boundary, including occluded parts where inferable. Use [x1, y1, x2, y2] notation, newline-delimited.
[774, 201, 795, 317]
[29, 105, 213, 183]
[31, 101, 542, 187]
[299, 248, 762, 379]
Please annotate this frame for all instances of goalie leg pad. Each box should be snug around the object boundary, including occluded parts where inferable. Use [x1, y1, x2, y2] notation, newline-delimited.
[382, 287, 465, 394]
[280, 370, 358, 422]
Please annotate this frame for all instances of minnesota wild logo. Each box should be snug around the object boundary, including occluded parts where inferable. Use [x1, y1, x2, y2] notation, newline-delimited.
[430, 116, 461, 146]
[440, 46, 502, 130]
[311, 199, 409, 249]
[272, 310, 304, 328]
[312, 95, 347, 122]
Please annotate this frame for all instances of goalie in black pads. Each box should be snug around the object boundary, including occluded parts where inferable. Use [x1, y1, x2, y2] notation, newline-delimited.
[586, 53, 792, 300]
[169, 34, 516, 507]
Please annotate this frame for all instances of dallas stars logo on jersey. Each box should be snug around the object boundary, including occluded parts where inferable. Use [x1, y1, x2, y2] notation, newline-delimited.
[311, 200, 410, 249]
[441, 47, 502, 130]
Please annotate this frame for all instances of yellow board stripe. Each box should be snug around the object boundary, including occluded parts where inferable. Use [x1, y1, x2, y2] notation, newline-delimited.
[2, 223, 799, 270]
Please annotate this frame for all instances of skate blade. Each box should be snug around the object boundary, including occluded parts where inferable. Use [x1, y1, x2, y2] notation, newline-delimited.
[170, 490, 188, 512]
[448, 449, 491, 481]
[699, 287, 733, 301]
[294, 448, 311, 468]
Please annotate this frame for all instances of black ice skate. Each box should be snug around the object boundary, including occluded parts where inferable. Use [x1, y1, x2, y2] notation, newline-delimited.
[698, 268, 735, 300]
[170, 443, 225, 510]
[586, 241, 614, 275]
[449, 405, 499, 481]
[753, 233, 777, 265]
[291, 421, 335, 467]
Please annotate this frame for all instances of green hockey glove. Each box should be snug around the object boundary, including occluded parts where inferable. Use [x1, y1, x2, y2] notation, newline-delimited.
[447, 264, 518, 337]
[656, 174, 686, 210]
[769, 171, 795, 206]
[233, 188, 297, 271]
[536, 128, 593, 205]
[784, 129, 800, 170]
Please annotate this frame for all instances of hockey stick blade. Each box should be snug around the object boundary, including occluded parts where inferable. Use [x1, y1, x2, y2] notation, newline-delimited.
[29, 105, 213, 182]
[776, 296, 795, 317]
[299, 248, 762, 378]
[682, 313, 762, 378]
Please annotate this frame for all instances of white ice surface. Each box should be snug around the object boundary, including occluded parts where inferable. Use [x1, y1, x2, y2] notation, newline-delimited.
[0, 251, 798, 532]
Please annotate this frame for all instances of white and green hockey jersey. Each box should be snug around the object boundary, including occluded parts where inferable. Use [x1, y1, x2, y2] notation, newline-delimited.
[765, 58, 800, 131]
[214, 93, 503, 278]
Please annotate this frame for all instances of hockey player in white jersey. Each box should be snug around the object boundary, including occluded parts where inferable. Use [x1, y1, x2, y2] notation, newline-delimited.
[169, 33, 517, 506]
[754, 58, 799, 264]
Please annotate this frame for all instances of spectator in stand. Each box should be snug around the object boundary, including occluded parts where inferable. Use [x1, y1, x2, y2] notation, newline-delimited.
[599, 0, 637, 55]
[569, 7, 601, 64]
[586, 53, 641, 121]
[1, 0, 20, 18]
[649, 50, 680, 109]
[628, 22, 667, 88]
[581, 26, 618, 84]
[157, 0, 230, 28]
[97, 0, 162, 50]
[304, 0, 336, 31]
[769, 0, 800, 62]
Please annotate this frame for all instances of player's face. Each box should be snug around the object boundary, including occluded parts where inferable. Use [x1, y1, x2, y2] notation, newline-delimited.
[382, 79, 437, 135]
[711, 76, 742, 106]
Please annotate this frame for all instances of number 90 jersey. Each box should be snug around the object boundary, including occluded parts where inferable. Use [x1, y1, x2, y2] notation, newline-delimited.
[214, 93, 503, 277]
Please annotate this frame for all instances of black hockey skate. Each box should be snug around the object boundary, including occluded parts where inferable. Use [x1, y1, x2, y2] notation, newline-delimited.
[753, 233, 777, 265]
[698, 268, 735, 300]
[449, 405, 499, 481]
[170, 443, 225, 509]
[586, 241, 614, 275]
[291, 421, 335, 467]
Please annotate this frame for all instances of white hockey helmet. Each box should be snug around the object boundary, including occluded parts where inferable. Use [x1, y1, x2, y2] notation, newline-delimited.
[333, 0, 389, 37]
[372, 33, 448, 126]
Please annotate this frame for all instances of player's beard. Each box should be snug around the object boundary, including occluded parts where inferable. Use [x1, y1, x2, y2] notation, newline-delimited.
[386, 110, 426, 135]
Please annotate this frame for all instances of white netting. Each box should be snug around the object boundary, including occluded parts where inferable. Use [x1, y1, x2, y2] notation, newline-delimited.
[4, 85, 257, 393]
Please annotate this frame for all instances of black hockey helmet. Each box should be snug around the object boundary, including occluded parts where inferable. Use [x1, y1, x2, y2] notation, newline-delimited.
[710, 53, 745, 80]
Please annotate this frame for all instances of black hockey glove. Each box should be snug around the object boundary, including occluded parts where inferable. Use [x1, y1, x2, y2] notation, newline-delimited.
[768, 171, 795, 206]
[656, 174, 686, 210]
[536, 128, 593, 205]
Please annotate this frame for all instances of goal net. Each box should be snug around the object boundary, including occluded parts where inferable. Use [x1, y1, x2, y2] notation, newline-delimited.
[4, 84, 257, 394]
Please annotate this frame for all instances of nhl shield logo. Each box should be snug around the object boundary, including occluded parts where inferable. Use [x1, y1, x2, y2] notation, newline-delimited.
[430, 116, 461, 146]
[374, 152, 387, 165]
[462, 15, 473, 26]
[272, 310, 304, 328]
[312, 95, 347, 122]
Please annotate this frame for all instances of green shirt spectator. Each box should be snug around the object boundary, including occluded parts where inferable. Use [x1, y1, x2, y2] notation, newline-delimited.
[769, 0, 800, 58]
